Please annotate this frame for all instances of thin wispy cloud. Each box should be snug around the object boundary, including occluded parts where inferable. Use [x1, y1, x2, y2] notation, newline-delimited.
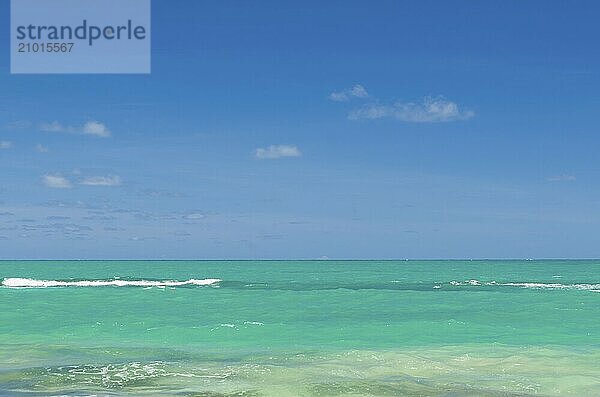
[42, 174, 72, 189]
[183, 212, 204, 220]
[80, 175, 122, 186]
[329, 84, 369, 102]
[0, 141, 12, 149]
[255, 145, 301, 159]
[547, 174, 576, 182]
[40, 121, 63, 133]
[5, 120, 31, 130]
[40, 120, 111, 137]
[330, 85, 473, 123]
[35, 144, 49, 153]
[349, 96, 474, 123]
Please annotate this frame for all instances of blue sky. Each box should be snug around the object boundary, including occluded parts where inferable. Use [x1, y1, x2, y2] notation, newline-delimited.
[1, 0, 600, 259]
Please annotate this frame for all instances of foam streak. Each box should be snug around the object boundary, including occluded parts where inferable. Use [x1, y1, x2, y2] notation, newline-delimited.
[1, 277, 221, 289]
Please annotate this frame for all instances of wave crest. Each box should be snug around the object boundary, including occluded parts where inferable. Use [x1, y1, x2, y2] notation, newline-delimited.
[1, 277, 221, 289]
[448, 279, 600, 292]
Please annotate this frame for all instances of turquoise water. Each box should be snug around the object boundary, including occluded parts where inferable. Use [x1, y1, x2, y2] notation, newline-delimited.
[0, 260, 599, 396]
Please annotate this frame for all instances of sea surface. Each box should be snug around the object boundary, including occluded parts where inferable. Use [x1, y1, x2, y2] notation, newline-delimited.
[0, 260, 599, 396]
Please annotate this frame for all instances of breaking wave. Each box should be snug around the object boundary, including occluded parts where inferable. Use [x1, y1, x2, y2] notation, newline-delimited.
[1, 277, 221, 289]
[2, 277, 598, 292]
[448, 279, 600, 292]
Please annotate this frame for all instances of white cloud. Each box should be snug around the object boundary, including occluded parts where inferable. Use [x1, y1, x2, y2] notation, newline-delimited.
[255, 145, 301, 159]
[80, 175, 122, 186]
[329, 84, 369, 102]
[82, 121, 111, 137]
[184, 213, 204, 220]
[349, 96, 474, 123]
[40, 121, 64, 133]
[40, 120, 111, 137]
[36, 144, 48, 153]
[547, 174, 576, 182]
[0, 141, 12, 149]
[42, 174, 72, 189]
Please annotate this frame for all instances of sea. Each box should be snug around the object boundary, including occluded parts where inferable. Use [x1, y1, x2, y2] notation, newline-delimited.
[0, 260, 598, 396]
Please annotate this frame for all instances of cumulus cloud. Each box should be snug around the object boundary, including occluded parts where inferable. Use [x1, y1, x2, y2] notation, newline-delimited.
[82, 121, 111, 137]
[42, 174, 72, 188]
[255, 145, 301, 159]
[80, 175, 122, 186]
[547, 174, 576, 182]
[349, 96, 474, 123]
[0, 141, 12, 149]
[329, 84, 369, 102]
[40, 120, 111, 137]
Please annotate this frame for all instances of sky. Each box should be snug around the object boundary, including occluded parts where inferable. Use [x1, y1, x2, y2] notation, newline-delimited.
[1, 0, 600, 259]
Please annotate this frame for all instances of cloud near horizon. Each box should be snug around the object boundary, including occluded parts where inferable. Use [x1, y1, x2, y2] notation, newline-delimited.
[547, 174, 576, 182]
[80, 175, 122, 186]
[255, 145, 301, 159]
[329, 84, 369, 102]
[40, 121, 111, 137]
[349, 96, 474, 123]
[42, 174, 72, 189]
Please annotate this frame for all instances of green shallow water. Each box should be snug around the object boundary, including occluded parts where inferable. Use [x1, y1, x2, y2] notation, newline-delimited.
[0, 260, 599, 396]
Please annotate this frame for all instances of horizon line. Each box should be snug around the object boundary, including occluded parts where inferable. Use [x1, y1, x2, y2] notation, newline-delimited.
[0, 258, 599, 261]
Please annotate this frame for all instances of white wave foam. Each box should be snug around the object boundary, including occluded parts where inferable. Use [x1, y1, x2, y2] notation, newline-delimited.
[498, 282, 600, 291]
[448, 279, 600, 291]
[1, 277, 221, 289]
